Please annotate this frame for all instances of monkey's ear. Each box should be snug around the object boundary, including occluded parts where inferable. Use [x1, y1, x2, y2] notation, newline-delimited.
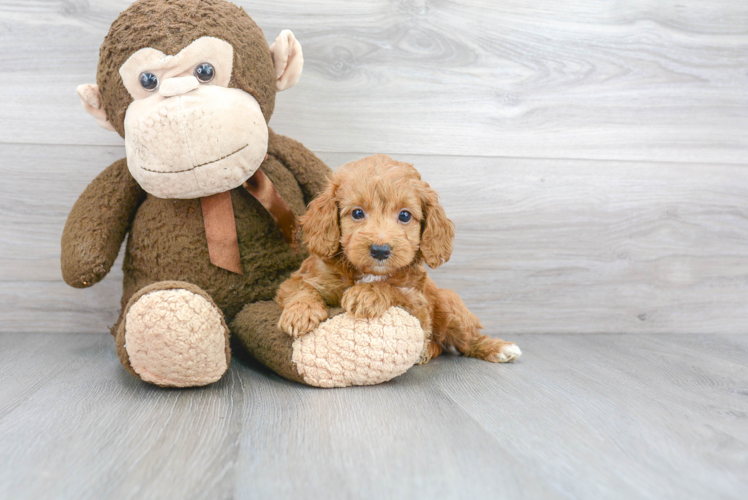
[76, 84, 116, 132]
[269, 30, 304, 92]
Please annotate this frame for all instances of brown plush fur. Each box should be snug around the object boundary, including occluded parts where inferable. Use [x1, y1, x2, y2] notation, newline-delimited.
[231, 301, 346, 384]
[275, 155, 519, 363]
[61, 0, 332, 383]
[98, 0, 278, 136]
[62, 130, 327, 326]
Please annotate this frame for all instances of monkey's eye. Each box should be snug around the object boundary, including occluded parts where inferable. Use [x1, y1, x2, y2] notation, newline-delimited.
[398, 210, 412, 223]
[351, 208, 365, 220]
[139, 72, 159, 91]
[194, 63, 215, 83]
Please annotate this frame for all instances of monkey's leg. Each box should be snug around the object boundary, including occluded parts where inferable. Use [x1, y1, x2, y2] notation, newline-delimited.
[231, 302, 425, 388]
[114, 281, 231, 387]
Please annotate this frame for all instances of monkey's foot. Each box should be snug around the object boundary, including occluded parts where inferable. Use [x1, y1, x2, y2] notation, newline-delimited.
[116, 282, 231, 387]
[233, 302, 425, 388]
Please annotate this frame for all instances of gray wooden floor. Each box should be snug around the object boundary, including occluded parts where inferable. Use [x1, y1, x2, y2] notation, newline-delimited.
[0, 332, 746, 500]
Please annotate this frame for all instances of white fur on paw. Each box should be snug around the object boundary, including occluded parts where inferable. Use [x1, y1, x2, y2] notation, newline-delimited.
[490, 343, 522, 363]
[125, 289, 228, 387]
[291, 307, 425, 388]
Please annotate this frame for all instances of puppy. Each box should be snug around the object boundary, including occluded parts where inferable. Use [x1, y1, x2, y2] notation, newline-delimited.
[275, 155, 521, 364]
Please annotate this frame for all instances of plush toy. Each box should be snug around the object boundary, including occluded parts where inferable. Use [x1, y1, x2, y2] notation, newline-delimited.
[63, 0, 425, 388]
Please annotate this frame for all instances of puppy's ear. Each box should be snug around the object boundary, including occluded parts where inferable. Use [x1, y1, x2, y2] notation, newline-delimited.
[300, 179, 340, 259]
[420, 183, 455, 269]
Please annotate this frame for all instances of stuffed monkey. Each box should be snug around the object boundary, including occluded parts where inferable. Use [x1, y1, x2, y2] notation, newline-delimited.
[63, 0, 425, 388]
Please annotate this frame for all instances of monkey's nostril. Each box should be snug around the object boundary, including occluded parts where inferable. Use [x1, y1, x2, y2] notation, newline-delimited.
[369, 244, 391, 261]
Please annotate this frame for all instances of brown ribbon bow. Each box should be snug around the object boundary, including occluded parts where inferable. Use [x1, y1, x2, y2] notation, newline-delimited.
[200, 168, 297, 274]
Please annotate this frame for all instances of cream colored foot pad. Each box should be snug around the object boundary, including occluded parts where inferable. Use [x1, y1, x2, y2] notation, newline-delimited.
[125, 289, 228, 387]
[292, 307, 424, 388]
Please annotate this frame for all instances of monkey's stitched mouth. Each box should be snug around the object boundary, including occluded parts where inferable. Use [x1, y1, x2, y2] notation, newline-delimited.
[140, 144, 249, 174]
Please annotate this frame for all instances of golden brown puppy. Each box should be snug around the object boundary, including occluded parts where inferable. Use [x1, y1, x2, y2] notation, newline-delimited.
[275, 155, 521, 364]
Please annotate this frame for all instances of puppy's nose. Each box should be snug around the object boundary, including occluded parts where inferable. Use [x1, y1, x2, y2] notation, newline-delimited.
[370, 244, 392, 261]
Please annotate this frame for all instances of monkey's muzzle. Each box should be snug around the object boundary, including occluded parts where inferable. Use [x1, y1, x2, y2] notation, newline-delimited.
[124, 85, 269, 199]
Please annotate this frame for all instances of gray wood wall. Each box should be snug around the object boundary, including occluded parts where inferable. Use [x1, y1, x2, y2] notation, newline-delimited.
[1, 0, 747, 334]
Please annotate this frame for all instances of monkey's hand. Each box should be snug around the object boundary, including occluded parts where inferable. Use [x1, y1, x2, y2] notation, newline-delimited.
[278, 300, 328, 338]
[341, 282, 401, 319]
[61, 159, 145, 288]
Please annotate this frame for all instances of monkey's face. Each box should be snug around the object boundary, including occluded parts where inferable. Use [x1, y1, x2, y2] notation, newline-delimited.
[77, 0, 305, 200]
[118, 37, 267, 199]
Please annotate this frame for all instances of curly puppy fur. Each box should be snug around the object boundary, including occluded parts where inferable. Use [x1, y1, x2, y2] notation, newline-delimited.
[276, 155, 520, 364]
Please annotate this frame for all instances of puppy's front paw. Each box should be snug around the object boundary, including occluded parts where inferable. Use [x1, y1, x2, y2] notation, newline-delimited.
[278, 301, 328, 338]
[341, 284, 394, 319]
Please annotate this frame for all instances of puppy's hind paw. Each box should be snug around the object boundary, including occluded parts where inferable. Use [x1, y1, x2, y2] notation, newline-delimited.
[416, 341, 442, 365]
[486, 342, 522, 363]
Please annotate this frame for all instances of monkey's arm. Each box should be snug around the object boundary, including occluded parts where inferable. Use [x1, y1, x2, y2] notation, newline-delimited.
[267, 128, 332, 205]
[61, 158, 146, 288]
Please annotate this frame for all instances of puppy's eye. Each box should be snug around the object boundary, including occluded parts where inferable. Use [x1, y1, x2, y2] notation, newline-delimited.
[139, 72, 159, 91]
[351, 208, 365, 220]
[194, 63, 215, 83]
[398, 210, 412, 223]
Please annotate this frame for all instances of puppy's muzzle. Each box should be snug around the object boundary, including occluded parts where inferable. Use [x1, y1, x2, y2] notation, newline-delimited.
[369, 244, 392, 261]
